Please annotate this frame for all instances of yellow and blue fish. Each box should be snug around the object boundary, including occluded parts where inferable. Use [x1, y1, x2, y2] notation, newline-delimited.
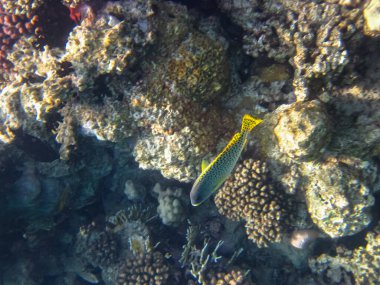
[190, 114, 262, 206]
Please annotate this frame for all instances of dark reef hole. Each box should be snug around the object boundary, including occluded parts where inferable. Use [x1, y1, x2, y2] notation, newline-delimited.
[44, 109, 63, 133]
[36, 0, 76, 49]
[0, 158, 21, 187]
[92, 74, 114, 103]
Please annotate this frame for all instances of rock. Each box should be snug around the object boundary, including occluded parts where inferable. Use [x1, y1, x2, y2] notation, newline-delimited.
[364, 0, 380, 36]
[302, 155, 377, 238]
[273, 100, 331, 161]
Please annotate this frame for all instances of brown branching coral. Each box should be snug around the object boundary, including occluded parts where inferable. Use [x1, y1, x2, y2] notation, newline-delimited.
[204, 268, 252, 285]
[116, 251, 170, 285]
[215, 159, 292, 247]
[187, 268, 253, 285]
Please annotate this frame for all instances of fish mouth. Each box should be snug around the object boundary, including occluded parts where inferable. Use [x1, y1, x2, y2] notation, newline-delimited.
[191, 200, 202, 207]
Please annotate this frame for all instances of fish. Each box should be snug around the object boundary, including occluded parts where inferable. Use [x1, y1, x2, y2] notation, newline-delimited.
[190, 114, 262, 206]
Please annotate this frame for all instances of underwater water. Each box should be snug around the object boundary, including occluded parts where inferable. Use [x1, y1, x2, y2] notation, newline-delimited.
[0, 0, 379, 284]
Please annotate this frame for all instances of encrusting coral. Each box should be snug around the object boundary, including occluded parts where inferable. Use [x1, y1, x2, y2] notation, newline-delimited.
[215, 159, 292, 247]
[131, 2, 234, 182]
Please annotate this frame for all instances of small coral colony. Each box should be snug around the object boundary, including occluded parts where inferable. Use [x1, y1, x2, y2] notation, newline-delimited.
[0, 0, 379, 284]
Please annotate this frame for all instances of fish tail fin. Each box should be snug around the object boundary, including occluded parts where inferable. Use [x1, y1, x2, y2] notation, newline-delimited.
[241, 114, 262, 133]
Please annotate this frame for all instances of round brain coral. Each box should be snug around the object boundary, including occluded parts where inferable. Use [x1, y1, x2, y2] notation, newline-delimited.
[215, 159, 292, 247]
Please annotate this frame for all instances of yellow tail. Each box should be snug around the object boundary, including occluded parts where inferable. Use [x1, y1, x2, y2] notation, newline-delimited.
[241, 114, 262, 133]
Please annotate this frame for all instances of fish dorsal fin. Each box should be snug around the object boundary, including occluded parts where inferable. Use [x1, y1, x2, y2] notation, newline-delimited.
[227, 132, 241, 148]
[241, 114, 263, 133]
[201, 159, 209, 172]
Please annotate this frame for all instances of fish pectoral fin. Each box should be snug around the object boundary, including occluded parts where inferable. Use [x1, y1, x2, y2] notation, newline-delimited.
[201, 159, 209, 172]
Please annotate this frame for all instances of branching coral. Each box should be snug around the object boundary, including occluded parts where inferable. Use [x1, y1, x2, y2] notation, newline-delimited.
[310, 223, 380, 284]
[181, 223, 252, 285]
[215, 159, 292, 247]
[116, 251, 170, 285]
[75, 223, 119, 268]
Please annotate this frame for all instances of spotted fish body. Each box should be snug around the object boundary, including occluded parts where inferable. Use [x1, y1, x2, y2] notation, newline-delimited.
[190, 114, 262, 206]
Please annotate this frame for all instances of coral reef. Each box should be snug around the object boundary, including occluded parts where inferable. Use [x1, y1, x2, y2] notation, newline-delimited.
[153, 183, 189, 227]
[62, 0, 154, 91]
[1, 0, 43, 15]
[256, 100, 331, 165]
[75, 223, 119, 268]
[218, 0, 364, 100]
[0, 37, 73, 142]
[215, 159, 292, 247]
[123, 179, 146, 201]
[166, 31, 229, 103]
[1, 1, 380, 285]
[187, 268, 253, 285]
[116, 251, 170, 285]
[273, 100, 331, 161]
[310, 223, 380, 284]
[302, 155, 377, 238]
[129, 2, 235, 182]
[253, 100, 333, 196]
[181, 223, 253, 285]
[0, 0, 42, 76]
[363, 0, 380, 36]
[327, 47, 380, 159]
